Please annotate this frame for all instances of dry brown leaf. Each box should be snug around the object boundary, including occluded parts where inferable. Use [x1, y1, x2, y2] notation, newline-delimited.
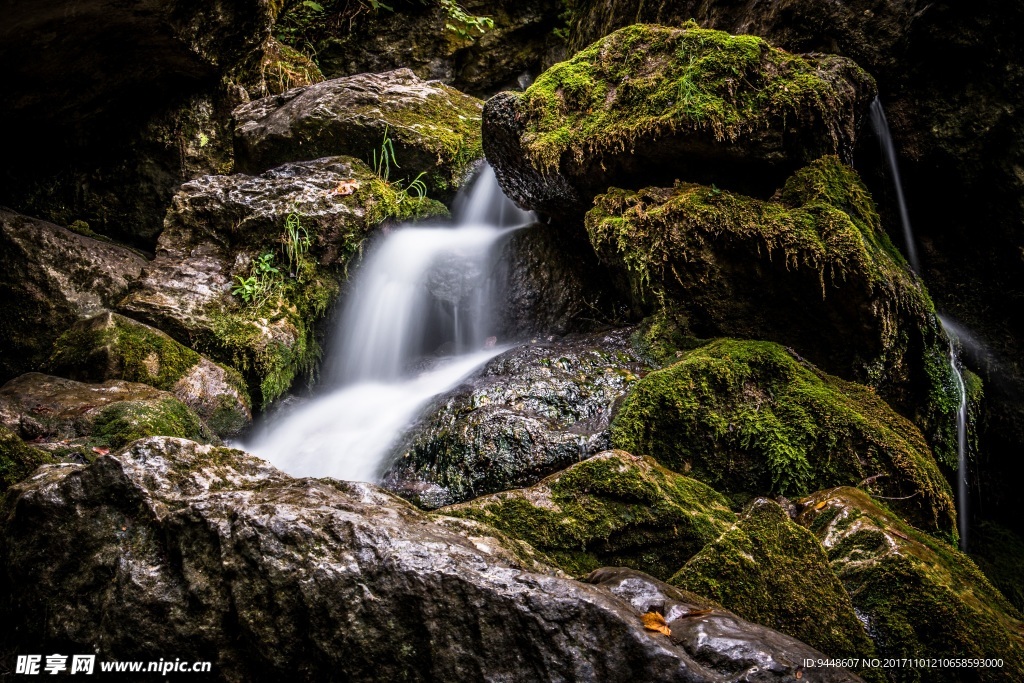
[330, 179, 360, 196]
[680, 608, 712, 619]
[814, 501, 827, 510]
[640, 611, 671, 636]
[92, 447, 110, 456]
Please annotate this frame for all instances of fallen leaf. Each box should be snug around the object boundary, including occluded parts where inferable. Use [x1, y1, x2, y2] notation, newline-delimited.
[814, 501, 827, 510]
[679, 608, 712, 619]
[891, 529, 910, 541]
[330, 179, 360, 196]
[641, 611, 671, 636]
[92, 447, 110, 456]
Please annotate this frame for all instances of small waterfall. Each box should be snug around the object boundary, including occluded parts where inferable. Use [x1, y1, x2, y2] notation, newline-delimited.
[940, 316, 970, 551]
[870, 98, 921, 273]
[245, 164, 532, 482]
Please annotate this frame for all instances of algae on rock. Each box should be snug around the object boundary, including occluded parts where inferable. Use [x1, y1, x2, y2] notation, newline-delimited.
[611, 339, 955, 535]
[671, 498, 881, 681]
[441, 450, 736, 580]
[0, 426, 55, 493]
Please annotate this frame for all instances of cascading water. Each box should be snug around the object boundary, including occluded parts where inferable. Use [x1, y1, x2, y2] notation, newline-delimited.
[244, 164, 533, 482]
[872, 97, 971, 549]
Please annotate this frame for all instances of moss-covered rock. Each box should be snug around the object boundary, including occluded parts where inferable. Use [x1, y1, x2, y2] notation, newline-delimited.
[233, 69, 484, 198]
[589, 157, 960, 466]
[484, 23, 875, 217]
[0, 425, 55, 493]
[0, 210, 146, 382]
[798, 487, 1024, 682]
[47, 312, 252, 439]
[0, 373, 213, 456]
[382, 330, 649, 508]
[671, 498, 880, 679]
[611, 339, 955, 535]
[969, 521, 1024, 616]
[258, 36, 324, 95]
[441, 450, 736, 579]
[120, 157, 447, 407]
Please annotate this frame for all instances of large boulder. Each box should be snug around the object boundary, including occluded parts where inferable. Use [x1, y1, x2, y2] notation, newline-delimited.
[0, 373, 213, 453]
[484, 23, 875, 217]
[381, 330, 649, 508]
[671, 499, 880, 680]
[589, 158, 961, 465]
[442, 450, 736, 580]
[0, 436, 864, 682]
[120, 156, 447, 407]
[47, 312, 252, 439]
[798, 487, 1024, 682]
[233, 69, 484, 197]
[0, 210, 146, 381]
[273, 0, 564, 97]
[611, 339, 955, 534]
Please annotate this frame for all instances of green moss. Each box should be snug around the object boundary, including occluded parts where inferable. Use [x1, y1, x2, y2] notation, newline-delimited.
[611, 339, 956, 535]
[672, 498, 881, 680]
[970, 521, 1024, 615]
[90, 398, 212, 450]
[801, 488, 1024, 682]
[441, 451, 736, 579]
[0, 426, 56, 492]
[260, 36, 324, 95]
[518, 23, 872, 170]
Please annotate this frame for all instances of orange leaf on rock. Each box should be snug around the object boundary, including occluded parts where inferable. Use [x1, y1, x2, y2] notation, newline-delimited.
[92, 447, 110, 456]
[640, 611, 671, 636]
[330, 179, 360, 196]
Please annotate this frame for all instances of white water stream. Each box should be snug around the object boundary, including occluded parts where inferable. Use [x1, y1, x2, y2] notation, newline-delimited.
[244, 164, 532, 482]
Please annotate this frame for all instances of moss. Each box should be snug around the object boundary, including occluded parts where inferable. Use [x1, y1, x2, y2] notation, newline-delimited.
[611, 339, 956, 535]
[800, 487, 1024, 682]
[517, 23, 872, 171]
[671, 498, 881, 680]
[441, 450, 736, 579]
[0, 426, 56, 492]
[260, 36, 324, 95]
[629, 306, 709, 367]
[969, 521, 1024, 615]
[90, 398, 212, 450]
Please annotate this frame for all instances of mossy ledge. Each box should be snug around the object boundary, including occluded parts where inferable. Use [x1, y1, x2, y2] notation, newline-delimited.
[0, 425, 55, 493]
[587, 156, 961, 468]
[440, 450, 736, 580]
[611, 339, 956, 536]
[799, 487, 1024, 682]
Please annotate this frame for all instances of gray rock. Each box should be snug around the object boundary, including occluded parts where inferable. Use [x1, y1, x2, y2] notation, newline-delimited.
[0, 435, 863, 682]
[0, 209, 146, 380]
[233, 69, 484, 197]
[381, 330, 649, 508]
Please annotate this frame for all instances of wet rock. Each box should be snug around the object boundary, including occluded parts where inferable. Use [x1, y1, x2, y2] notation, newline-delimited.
[442, 450, 736, 580]
[119, 156, 446, 407]
[798, 487, 1024, 682]
[671, 499, 881, 679]
[0, 209, 146, 381]
[274, 0, 564, 97]
[611, 339, 956, 534]
[0, 373, 213, 453]
[484, 23, 875, 217]
[0, 435, 863, 682]
[47, 312, 252, 439]
[233, 69, 484, 197]
[381, 329, 650, 508]
[590, 158, 962, 466]
[0, 425, 55, 493]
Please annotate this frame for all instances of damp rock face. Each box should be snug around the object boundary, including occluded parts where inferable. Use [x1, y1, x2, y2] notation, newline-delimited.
[0, 210, 146, 381]
[0, 436, 864, 683]
[484, 23, 875, 217]
[381, 329, 649, 508]
[233, 69, 484, 197]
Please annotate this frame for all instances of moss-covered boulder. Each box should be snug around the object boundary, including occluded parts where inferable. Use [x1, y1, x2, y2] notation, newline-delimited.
[484, 23, 875, 217]
[120, 156, 446, 407]
[799, 487, 1024, 682]
[233, 69, 483, 198]
[611, 339, 955, 535]
[0, 210, 146, 382]
[590, 158, 961, 464]
[0, 425, 55, 493]
[0, 373, 213, 455]
[671, 498, 880, 678]
[970, 521, 1024, 616]
[381, 330, 649, 508]
[47, 312, 252, 438]
[441, 450, 736, 580]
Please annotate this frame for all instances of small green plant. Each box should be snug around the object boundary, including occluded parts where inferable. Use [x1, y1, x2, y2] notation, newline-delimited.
[438, 0, 493, 41]
[232, 252, 280, 308]
[282, 212, 312, 279]
[404, 172, 429, 200]
[373, 125, 399, 182]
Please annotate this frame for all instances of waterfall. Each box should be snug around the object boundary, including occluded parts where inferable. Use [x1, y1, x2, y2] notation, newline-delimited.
[870, 98, 921, 273]
[940, 316, 970, 551]
[244, 164, 533, 482]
